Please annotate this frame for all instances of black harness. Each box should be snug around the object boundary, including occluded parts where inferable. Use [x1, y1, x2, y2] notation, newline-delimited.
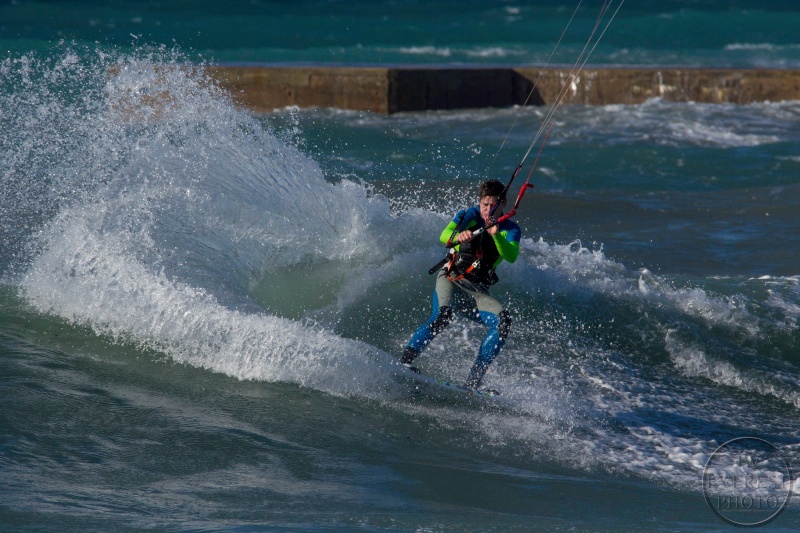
[445, 231, 500, 286]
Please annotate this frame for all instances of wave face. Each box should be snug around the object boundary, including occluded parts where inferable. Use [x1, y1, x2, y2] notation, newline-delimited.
[2, 46, 800, 530]
[3, 48, 430, 397]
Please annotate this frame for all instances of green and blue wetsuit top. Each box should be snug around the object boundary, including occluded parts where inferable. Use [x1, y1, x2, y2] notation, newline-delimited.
[441, 206, 521, 283]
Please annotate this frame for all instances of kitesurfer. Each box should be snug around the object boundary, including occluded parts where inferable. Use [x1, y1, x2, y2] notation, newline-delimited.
[401, 179, 521, 390]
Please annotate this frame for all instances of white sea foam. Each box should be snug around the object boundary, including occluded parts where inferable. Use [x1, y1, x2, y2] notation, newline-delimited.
[766, 289, 800, 332]
[19, 201, 403, 398]
[724, 42, 800, 51]
[9, 49, 406, 400]
[397, 46, 453, 57]
[394, 45, 526, 59]
[510, 238, 758, 334]
[667, 121, 780, 147]
[665, 332, 800, 408]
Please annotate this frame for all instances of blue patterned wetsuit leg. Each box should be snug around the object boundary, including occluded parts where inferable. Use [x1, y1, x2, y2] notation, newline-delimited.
[405, 292, 449, 353]
[466, 309, 512, 388]
[403, 270, 512, 389]
[401, 270, 454, 364]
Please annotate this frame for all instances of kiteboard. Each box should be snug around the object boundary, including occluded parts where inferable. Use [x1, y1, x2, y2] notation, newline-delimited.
[399, 363, 511, 408]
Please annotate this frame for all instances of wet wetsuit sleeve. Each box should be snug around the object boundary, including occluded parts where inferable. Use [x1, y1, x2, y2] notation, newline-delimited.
[439, 221, 459, 245]
[492, 226, 521, 263]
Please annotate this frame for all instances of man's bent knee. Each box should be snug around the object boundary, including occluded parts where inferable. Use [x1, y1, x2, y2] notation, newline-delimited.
[430, 305, 454, 334]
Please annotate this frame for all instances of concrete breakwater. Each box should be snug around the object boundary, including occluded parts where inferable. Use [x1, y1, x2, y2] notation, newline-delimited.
[206, 66, 800, 114]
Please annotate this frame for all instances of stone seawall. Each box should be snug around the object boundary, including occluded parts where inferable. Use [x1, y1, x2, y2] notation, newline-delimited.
[205, 66, 800, 114]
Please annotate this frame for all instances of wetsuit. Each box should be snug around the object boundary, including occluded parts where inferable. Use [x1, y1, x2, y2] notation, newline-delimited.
[402, 206, 521, 388]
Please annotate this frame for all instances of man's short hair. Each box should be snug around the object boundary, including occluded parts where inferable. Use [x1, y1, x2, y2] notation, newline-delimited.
[480, 179, 505, 199]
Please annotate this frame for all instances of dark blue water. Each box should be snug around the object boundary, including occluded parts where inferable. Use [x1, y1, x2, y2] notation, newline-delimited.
[2, 0, 800, 67]
[2, 2, 800, 531]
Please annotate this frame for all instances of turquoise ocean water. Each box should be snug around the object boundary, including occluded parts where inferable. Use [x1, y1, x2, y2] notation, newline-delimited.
[2, 1, 800, 531]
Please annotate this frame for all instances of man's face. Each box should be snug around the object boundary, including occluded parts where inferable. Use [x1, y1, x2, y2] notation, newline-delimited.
[479, 195, 500, 223]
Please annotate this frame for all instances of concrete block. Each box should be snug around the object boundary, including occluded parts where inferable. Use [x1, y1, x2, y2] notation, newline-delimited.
[204, 66, 800, 114]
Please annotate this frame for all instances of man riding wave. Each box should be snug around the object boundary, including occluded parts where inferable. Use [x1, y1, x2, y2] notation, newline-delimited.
[401, 179, 521, 390]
